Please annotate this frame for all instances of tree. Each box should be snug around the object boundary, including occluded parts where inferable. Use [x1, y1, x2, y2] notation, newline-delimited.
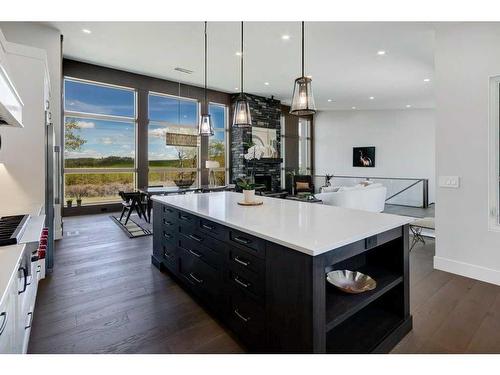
[209, 140, 225, 165]
[65, 119, 87, 151]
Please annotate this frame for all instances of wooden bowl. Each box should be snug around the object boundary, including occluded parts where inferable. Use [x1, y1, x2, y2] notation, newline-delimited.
[326, 270, 377, 294]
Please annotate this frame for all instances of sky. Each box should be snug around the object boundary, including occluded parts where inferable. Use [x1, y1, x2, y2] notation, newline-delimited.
[64, 79, 226, 161]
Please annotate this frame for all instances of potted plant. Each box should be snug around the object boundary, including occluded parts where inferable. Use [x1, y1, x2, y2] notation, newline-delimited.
[66, 199, 73, 208]
[237, 177, 256, 203]
[73, 185, 88, 207]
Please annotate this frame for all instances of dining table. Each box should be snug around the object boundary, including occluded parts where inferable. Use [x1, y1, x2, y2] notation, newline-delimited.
[137, 185, 232, 222]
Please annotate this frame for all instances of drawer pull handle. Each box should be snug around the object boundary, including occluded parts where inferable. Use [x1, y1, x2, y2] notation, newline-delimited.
[163, 232, 172, 239]
[202, 223, 214, 230]
[188, 234, 203, 242]
[163, 219, 173, 226]
[18, 266, 28, 295]
[233, 236, 251, 245]
[164, 207, 173, 213]
[188, 249, 202, 258]
[234, 256, 250, 267]
[164, 250, 173, 259]
[25, 312, 33, 330]
[189, 272, 203, 284]
[0, 312, 7, 336]
[234, 309, 250, 323]
[180, 215, 190, 221]
[234, 275, 251, 288]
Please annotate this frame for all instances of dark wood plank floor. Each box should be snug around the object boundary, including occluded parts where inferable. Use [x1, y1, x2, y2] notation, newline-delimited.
[28, 213, 500, 353]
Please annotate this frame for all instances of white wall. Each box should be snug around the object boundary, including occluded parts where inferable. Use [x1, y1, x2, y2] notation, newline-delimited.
[314, 109, 435, 205]
[434, 23, 500, 286]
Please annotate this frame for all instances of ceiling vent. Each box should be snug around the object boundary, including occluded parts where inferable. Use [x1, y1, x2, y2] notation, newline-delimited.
[174, 67, 194, 74]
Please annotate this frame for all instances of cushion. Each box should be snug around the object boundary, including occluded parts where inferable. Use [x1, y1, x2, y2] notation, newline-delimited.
[296, 181, 310, 190]
[321, 186, 339, 193]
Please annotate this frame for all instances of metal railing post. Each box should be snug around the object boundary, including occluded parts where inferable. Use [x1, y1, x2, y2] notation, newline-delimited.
[422, 179, 429, 208]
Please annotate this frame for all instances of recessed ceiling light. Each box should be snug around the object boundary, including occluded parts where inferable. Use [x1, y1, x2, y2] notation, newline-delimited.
[406, 104, 412, 108]
[264, 82, 270, 86]
[369, 96, 375, 100]
[423, 78, 431, 82]
[282, 35, 290, 40]
[235, 51, 242, 56]
[234, 87, 239, 91]
[377, 50, 386, 56]
[327, 99, 333, 102]
[352, 106, 357, 110]
[82, 29, 91, 34]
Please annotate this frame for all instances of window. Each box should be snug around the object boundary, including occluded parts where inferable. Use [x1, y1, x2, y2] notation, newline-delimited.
[148, 93, 200, 187]
[208, 103, 228, 185]
[63, 78, 137, 206]
[298, 118, 312, 174]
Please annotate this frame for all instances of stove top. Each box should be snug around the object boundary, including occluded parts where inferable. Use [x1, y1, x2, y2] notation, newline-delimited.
[0, 214, 29, 247]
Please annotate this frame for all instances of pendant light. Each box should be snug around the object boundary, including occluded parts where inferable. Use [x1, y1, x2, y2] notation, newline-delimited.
[198, 21, 214, 136]
[290, 21, 316, 116]
[232, 21, 252, 127]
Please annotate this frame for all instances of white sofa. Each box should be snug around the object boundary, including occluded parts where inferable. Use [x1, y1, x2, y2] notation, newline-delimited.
[315, 183, 387, 212]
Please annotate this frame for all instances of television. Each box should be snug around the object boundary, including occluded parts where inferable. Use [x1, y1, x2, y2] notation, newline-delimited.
[353, 147, 375, 167]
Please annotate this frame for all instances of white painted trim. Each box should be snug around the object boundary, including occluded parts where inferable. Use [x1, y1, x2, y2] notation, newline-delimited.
[434, 256, 500, 286]
[488, 76, 500, 231]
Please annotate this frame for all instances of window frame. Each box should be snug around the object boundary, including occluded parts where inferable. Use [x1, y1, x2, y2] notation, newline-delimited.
[63, 76, 138, 205]
[147, 91, 202, 187]
[208, 102, 229, 185]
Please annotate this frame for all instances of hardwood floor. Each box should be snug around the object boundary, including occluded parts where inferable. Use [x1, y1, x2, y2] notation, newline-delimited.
[28, 212, 500, 354]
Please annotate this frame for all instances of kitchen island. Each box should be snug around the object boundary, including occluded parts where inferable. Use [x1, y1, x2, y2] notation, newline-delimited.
[151, 192, 414, 353]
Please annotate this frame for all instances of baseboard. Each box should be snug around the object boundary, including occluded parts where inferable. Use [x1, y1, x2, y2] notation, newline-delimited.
[434, 256, 500, 286]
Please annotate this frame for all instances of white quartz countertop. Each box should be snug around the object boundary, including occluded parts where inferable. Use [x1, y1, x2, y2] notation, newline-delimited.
[0, 203, 44, 306]
[152, 192, 414, 256]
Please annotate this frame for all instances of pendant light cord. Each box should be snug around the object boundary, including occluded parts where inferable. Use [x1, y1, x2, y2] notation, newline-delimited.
[301, 21, 305, 78]
[204, 21, 208, 108]
[241, 21, 244, 95]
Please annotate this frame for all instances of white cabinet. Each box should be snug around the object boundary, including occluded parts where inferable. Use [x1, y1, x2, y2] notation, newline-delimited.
[0, 269, 18, 353]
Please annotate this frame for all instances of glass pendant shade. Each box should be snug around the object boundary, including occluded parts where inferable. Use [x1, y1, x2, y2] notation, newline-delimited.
[198, 113, 214, 136]
[290, 76, 316, 116]
[232, 96, 252, 127]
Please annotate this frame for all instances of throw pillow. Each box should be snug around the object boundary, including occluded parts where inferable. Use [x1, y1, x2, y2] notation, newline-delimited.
[296, 182, 310, 190]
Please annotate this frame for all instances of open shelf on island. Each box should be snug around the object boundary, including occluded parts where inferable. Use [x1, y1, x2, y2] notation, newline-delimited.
[325, 264, 403, 332]
[326, 284, 407, 353]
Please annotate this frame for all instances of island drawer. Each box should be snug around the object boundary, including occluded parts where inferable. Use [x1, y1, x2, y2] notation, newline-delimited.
[199, 218, 226, 241]
[229, 229, 266, 259]
[161, 243, 177, 270]
[161, 216, 177, 228]
[178, 248, 220, 299]
[161, 205, 177, 219]
[178, 236, 222, 270]
[178, 211, 198, 227]
[161, 227, 177, 247]
[179, 225, 226, 254]
[227, 267, 264, 301]
[226, 288, 265, 349]
[227, 246, 264, 276]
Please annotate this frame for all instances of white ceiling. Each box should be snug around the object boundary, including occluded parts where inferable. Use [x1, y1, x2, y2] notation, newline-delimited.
[47, 22, 435, 110]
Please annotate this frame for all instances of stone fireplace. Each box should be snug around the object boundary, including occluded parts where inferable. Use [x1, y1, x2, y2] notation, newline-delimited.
[230, 93, 282, 192]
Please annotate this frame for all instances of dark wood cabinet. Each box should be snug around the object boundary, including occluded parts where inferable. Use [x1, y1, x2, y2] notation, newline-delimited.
[151, 200, 412, 353]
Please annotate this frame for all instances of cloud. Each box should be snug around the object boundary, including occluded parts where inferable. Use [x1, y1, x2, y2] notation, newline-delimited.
[99, 137, 113, 145]
[148, 127, 168, 138]
[76, 121, 96, 129]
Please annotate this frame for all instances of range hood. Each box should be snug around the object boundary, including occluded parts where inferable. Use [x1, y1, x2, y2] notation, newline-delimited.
[0, 63, 23, 128]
